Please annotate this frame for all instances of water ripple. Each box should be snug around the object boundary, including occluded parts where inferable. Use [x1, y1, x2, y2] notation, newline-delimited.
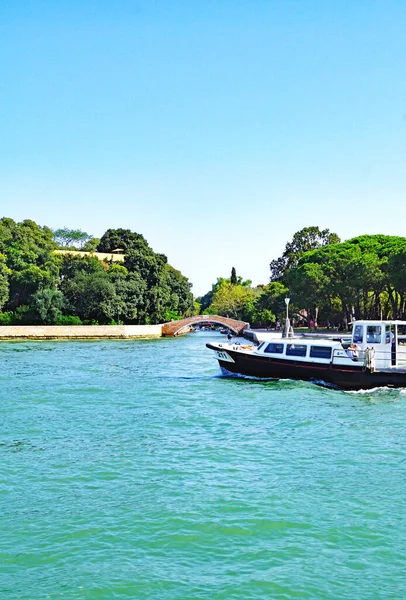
[0, 334, 405, 599]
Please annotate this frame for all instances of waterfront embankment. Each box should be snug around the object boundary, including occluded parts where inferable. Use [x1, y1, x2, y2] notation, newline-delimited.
[0, 324, 163, 340]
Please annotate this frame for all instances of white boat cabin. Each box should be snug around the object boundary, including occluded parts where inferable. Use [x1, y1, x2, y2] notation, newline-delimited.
[349, 320, 406, 370]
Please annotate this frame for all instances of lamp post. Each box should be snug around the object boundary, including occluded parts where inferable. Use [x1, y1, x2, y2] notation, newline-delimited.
[285, 297, 290, 321]
[283, 297, 291, 338]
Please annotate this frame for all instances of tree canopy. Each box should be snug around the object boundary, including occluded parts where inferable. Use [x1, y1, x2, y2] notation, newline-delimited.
[0, 218, 194, 326]
[270, 226, 340, 283]
[197, 230, 406, 330]
[3, 218, 406, 330]
[53, 227, 93, 249]
[286, 234, 406, 326]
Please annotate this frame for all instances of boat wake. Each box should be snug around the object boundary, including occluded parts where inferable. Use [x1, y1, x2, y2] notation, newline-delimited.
[345, 386, 406, 396]
[218, 368, 406, 397]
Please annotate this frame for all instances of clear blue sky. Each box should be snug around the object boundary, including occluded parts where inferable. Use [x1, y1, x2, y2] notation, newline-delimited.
[1, 0, 405, 296]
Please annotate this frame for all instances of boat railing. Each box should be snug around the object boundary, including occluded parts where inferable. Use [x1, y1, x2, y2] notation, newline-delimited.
[332, 346, 406, 370]
[332, 347, 375, 368]
[365, 348, 406, 370]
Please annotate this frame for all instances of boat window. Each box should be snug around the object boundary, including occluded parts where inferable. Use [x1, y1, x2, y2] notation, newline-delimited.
[264, 343, 284, 354]
[286, 344, 307, 357]
[366, 325, 381, 344]
[310, 346, 332, 359]
[353, 325, 364, 344]
[257, 342, 266, 351]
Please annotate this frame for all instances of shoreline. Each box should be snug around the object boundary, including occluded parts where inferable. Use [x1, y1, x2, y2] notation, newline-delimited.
[0, 324, 163, 340]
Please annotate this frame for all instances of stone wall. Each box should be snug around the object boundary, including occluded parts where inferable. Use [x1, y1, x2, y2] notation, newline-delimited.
[0, 325, 162, 340]
[53, 250, 125, 262]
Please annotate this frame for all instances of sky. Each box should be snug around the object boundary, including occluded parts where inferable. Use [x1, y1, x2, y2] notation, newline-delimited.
[1, 0, 405, 296]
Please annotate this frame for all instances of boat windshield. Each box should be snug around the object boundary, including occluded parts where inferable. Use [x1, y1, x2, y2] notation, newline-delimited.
[366, 325, 381, 343]
[353, 324, 364, 344]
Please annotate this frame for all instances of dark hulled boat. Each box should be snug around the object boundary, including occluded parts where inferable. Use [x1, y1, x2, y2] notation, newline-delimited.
[206, 320, 406, 391]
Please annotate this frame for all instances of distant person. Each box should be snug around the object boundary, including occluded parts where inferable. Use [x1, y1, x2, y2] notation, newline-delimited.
[346, 343, 360, 360]
[276, 320, 281, 331]
[309, 319, 315, 330]
[227, 333, 232, 342]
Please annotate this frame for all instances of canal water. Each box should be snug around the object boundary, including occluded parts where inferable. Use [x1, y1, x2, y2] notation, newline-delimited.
[1, 331, 405, 599]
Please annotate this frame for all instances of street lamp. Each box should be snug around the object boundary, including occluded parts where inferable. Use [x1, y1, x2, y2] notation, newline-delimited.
[283, 298, 292, 338]
[285, 297, 290, 320]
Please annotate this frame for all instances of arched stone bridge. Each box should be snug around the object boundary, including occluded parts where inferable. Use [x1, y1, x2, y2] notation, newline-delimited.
[162, 315, 249, 337]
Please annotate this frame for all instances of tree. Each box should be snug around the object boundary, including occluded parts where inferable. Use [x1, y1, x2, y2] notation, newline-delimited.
[288, 261, 330, 325]
[58, 253, 105, 281]
[53, 227, 92, 249]
[206, 281, 258, 320]
[2, 219, 58, 308]
[111, 272, 147, 323]
[230, 267, 237, 285]
[0, 218, 15, 252]
[32, 288, 66, 324]
[61, 270, 118, 323]
[163, 265, 194, 318]
[388, 251, 406, 318]
[97, 228, 149, 253]
[270, 226, 340, 283]
[0, 254, 10, 310]
[286, 234, 406, 326]
[255, 281, 289, 321]
[82, 237, 100, 252]
[197, 273, 252, 314]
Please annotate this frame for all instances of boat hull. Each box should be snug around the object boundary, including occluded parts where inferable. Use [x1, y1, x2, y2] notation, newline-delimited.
[206, 343, 406, 390]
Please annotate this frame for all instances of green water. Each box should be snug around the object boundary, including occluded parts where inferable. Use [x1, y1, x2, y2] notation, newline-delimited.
[1, 331, 405, 599]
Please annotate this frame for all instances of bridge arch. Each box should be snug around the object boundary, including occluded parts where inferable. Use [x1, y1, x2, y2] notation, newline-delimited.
[161, 315, 249, 337]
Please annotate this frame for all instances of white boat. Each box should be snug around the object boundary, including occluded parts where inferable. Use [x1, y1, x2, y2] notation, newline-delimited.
[206, 320, 406, 390]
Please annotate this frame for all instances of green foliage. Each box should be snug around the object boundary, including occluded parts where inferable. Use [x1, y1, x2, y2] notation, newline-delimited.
[207, 281, 259, 320]
[97, 228, 149, 253]
[82, 237, 100, 252]
[55, 315, 82, 325]
[199, 233, 406, 328]
[256, 281, 289, 319]
[165, 310, 183, 321]
[13, 304, 38, 324]
[287, 234, 406, 323]
[0, 218, 194, 326]
[230, 267, 237, 285]
[61, 270, 118, 323]
[53, 227, 92, 249]
[0, 254, 10, 310]
[197, 274, 251, 314]
[0, 311, 14, 325]
[197, 289, 214, 313]
[1, 217, 58, 308]
[270, 226, 340, 283]
[32, 288, 66, 325]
